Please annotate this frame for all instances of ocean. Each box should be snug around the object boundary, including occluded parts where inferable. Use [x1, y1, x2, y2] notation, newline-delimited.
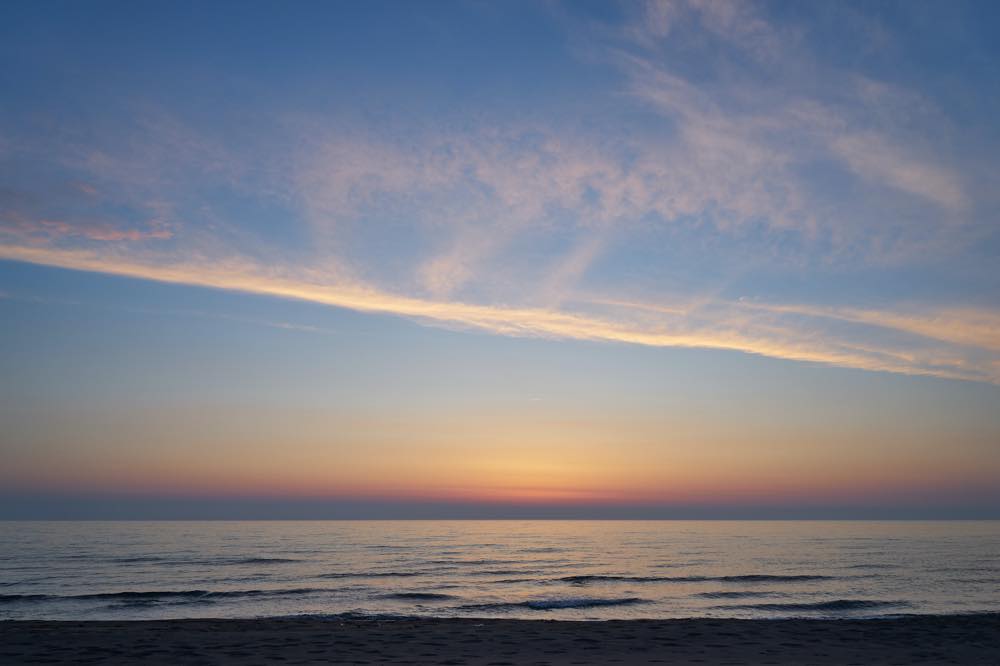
[1, 520, 998, 621]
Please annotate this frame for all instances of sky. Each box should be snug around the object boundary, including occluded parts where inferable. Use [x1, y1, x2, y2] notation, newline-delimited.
[1, 0, 999, 519]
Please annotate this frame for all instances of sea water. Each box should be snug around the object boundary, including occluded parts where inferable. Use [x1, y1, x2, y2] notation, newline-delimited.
[1, 520, 997, 620]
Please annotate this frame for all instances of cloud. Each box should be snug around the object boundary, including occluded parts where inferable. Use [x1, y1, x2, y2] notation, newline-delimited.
[743, 302, 1000, 354]
[0, 213, 174, 243]
[2, 243, 997, 384]
[609, 0, 971, 253]
[831, 132, 966, 211]
[626, 0, 784, 59]
[0, 2, 994, 387]
[292, 126, 662, 299]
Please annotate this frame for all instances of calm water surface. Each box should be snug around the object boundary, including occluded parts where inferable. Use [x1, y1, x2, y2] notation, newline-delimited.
[1, 521, 998, 620]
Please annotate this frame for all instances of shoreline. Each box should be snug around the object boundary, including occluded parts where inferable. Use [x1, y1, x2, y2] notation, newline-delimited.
[2, 614, 998, 664]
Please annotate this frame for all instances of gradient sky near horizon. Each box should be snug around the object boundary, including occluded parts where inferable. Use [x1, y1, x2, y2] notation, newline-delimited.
[2, 0, 999, 518]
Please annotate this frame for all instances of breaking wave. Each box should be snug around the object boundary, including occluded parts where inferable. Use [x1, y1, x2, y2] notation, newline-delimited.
[461, 597, 648, 611]
[381, 592, 456, 601]
[723, 599, 908, 612]
[1, 588, 327, 603]
[559, 574, 834, 584]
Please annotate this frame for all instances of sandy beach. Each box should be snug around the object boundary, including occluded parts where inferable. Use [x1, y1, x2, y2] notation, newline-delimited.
[1, 614, 998, 665]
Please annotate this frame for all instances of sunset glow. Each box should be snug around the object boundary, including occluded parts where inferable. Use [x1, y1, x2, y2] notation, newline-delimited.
[2, 0, 999, 519]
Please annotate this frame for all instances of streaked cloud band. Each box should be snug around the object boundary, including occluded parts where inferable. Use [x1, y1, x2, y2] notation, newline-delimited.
[3, 243, 995, 384]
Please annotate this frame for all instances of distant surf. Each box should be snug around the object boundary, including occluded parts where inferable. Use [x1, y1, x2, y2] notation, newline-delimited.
[2, 520, 998, 621]
[722, 599, 909, 612]
[461, 597, 648, 611]
[558, 574, 835, 584]
[381, 592, 456, 601]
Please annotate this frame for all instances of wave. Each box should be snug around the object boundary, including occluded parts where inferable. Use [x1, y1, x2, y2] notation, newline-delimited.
[319, 571, 421, 579]
[728, 574, 833, 583]
[381, 592, 456, 601]
[559, 575, 666, 584]
[461, 597, 648, 611]
[1, 588, 327, 603]
[559, 574, 834, 584]
[694, 591, 780, 599]
[85, 587, 325, 601]
[0, 579, 51, 588]
[79, 590, 217, 600]
[190, 557, 301, 566]
[723, 599, 908, 612]
[523, 597, 647, 610]
[107, 556, 300, 566]
[427, 559, 520, 566]
[0, 594, 49, 603]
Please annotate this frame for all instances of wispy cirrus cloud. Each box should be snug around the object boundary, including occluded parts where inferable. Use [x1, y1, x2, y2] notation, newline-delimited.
[1, 242, 997, 384]
[607, 0, 973, 261]
[1, 213, 174, 243]
[0, 0, 997, 385]
[830, 132, 966, 211]
[741, 301, 1000, 355]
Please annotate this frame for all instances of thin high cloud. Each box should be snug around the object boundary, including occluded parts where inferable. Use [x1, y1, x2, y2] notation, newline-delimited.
[611, 1, 970, 225]
[1, 0, 997, 384]
[2, 243, 997, 384]
[1, 213, 174, 243]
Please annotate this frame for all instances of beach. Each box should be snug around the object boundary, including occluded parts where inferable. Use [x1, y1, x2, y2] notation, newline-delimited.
[2, 614, 998, 665]
[3, 522, 999, 663]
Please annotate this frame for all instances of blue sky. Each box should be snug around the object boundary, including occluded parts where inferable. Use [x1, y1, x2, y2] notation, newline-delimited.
[1, 1, 999, 518]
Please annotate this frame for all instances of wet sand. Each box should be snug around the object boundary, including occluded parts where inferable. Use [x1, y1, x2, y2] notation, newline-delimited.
[1, 614, 998, 664]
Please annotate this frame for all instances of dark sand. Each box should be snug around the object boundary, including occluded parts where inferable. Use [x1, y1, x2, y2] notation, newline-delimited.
[1, 614, 998, 665]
